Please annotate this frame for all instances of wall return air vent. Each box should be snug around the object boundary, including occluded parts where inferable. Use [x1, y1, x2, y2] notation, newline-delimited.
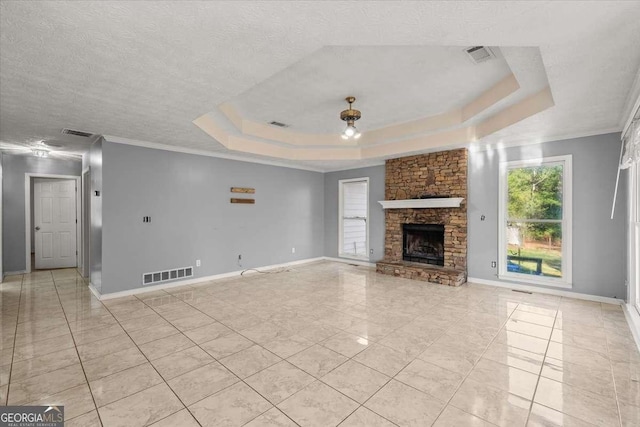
[143, 266, 193, 285]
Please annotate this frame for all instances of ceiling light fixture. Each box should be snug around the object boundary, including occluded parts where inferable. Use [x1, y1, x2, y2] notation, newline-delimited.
[32, 148, 49, 158]
[340, 96, 362, 140]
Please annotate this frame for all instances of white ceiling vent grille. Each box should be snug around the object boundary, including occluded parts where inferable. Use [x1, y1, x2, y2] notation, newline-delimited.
[143, 266, 193, 285]
[464, 46, 495, 64]
[269, 121, 288, 128]
[61, 128, 94, 138]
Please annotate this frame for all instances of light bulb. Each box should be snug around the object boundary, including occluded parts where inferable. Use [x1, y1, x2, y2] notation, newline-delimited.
[341, 134, 349, 140]
[344, 126, 355, 137]
[354, 132, 361, 139]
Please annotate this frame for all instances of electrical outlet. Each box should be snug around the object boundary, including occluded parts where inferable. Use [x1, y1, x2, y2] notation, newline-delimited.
[291, 247, 295, 254]
[491, 261, 497, 268]
[196, 259, 201, 267]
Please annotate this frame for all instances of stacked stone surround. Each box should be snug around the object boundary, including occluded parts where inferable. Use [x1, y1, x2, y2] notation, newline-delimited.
[376, 149, 468, 286]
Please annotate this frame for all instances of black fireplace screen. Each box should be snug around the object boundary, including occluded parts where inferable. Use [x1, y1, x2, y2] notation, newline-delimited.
[403, 224, 445, 266]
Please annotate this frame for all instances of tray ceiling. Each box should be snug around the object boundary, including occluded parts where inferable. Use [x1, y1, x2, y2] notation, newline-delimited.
[1, 1, 639, 170]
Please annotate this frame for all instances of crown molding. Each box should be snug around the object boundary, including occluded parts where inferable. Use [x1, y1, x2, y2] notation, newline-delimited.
[470, 127, 622, 153]
[218, 74, 520, 148]
[102, 135, 326, 173]
[321, 161, 386, 173]
[103, 127, 623, 176]
[620, 68, 640, 135]
[194, 87, 555, 161]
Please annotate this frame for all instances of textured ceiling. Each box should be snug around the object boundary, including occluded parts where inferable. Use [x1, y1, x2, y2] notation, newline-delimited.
[232, 46, 512, 133]
[1, 1, 639, 171]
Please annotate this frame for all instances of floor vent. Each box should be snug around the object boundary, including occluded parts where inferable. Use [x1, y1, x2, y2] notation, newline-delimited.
[61, 128, 94, 138]
[143, 266, 193, 285]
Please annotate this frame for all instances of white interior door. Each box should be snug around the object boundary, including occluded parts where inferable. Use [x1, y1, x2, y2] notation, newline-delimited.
[34, 178, 77, 269]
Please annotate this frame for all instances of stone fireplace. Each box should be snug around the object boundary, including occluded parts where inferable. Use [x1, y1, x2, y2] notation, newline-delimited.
[376, 149, 468, 286]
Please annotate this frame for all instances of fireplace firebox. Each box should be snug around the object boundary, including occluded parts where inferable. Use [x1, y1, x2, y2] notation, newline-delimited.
[403, 224, 445, 266]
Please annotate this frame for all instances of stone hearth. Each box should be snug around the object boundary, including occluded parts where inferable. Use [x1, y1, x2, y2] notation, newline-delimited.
[376, 149, 468, 286]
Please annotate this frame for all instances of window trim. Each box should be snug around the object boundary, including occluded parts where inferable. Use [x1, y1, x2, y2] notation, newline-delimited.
[498, 155, 573, 289]
[338, 177, 370, 261]
[629, 161, 640, 314]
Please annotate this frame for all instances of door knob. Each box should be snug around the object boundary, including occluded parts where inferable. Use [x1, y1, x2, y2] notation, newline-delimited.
[35, 226, 40, 231]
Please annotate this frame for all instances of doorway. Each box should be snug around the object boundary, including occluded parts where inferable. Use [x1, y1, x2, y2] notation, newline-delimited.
[25, 174, 81, 272]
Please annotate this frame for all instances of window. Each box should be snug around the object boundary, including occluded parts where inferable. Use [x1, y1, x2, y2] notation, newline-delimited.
[632, 162, 640, 313]
[339, 178, 369, 259]
[499, 155, 572, 288]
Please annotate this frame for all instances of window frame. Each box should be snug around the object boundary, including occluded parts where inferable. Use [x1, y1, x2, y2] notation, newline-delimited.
[630, 161, 640, 314]
[338, 177, 370, 261]
[498, 155, 573, 288]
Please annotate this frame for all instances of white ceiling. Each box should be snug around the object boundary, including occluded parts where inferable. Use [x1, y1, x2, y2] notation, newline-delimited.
[232, 46, 512, 133]
[1, 1, 639, 171]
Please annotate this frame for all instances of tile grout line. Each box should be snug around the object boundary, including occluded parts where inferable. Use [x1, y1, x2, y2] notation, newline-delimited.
[522, 296, 561, 426]
[4, 273, 25, 406]
[9, 265, 629, 426]
[144, 282, 399, 426]
[139, 291, 306, 427]
[135, 288, 302, 425]
[602, 303, 625, 427]
[98, 298, 204, 427]
[51, 269, 106, 425]
[232, 274, 608, 424]
[144, 277, 601, 426]
[529, 299, 623, 426]
[415, 291, 517, 426]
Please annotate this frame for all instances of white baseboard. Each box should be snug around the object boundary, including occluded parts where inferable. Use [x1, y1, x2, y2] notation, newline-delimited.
[3, 270, 27, 277]
[467, 277, 624, 305]
[322, 256, 377, 268]
[88, 283, 101, 300]
[92, 257, 326, 300]
[623, 304, 640, 353]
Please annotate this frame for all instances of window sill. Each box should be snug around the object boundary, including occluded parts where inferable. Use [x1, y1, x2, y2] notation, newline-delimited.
[499, 273, 572, 289]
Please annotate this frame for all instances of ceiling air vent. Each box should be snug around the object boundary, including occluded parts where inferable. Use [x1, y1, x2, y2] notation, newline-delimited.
[269, 121, 288, 128]
[464, 46, 495, 64]
[61, 128, 93, 138]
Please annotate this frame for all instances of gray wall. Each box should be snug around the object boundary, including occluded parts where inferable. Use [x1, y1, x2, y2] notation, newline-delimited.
[324, 165, 385, 262]
[468, 133, 627, 298]
[1, 154, 81, 272]
[90, 139, 103, 292]
[99, 141, 325, 294]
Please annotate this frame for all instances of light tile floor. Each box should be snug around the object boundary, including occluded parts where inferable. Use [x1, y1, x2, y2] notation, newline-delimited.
[1, 261, 639, 426]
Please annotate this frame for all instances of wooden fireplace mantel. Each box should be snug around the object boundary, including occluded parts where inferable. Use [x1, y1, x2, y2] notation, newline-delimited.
[378, 198, 464, 209]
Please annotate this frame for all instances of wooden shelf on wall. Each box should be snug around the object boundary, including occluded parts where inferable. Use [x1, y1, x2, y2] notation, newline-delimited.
[231, 187, 255, 194]
[231, 198, 255, 204]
